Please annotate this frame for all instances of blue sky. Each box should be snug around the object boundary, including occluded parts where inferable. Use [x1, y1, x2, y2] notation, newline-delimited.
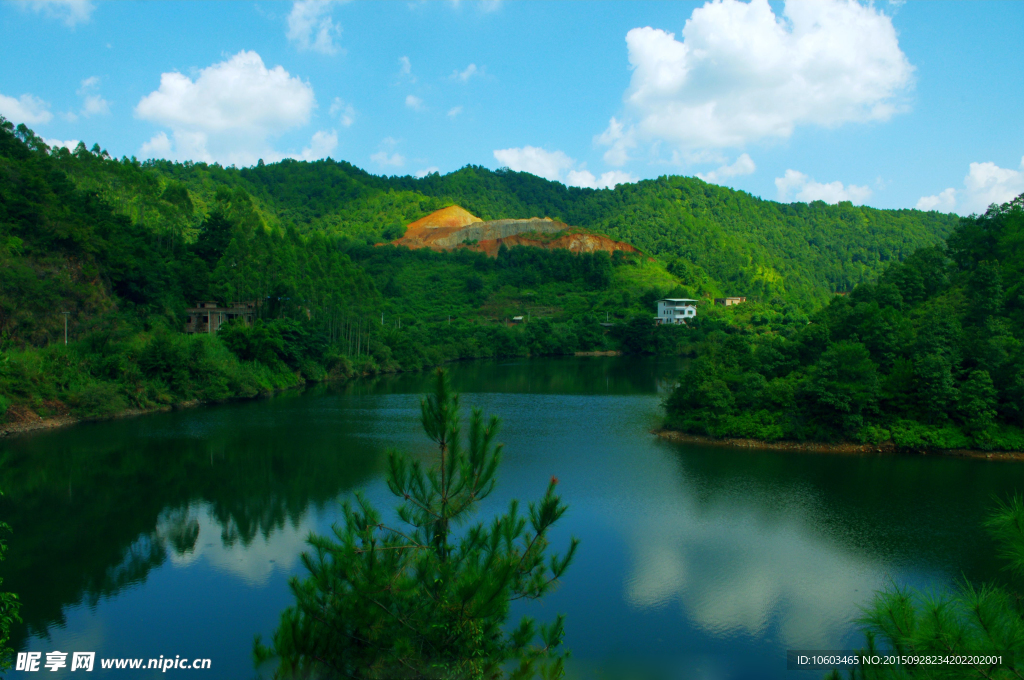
[1, 0, 1021, 214]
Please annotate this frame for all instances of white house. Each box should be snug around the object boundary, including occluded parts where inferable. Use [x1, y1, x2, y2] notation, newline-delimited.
[655, 298, 698, 325]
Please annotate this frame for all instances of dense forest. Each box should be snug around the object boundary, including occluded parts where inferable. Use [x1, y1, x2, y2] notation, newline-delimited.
[2, 114, 995, 454]
[665, 195, 1024, 451]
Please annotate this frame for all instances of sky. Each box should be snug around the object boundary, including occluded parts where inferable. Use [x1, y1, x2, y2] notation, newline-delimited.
[1, 0, 1022, 215]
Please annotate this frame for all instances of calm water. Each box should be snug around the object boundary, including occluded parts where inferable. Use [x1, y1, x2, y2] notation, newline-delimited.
[2, 356, 1022, 679]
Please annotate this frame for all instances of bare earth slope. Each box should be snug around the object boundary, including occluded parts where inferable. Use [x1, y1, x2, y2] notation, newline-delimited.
[390, 206, 639, 257]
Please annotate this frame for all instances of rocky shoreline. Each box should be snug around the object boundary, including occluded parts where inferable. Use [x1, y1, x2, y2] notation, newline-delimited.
[654, 428, 1024, 461]
[0, 401, 202, 438]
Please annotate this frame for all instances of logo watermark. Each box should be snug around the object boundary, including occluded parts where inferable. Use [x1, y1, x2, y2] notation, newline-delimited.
[16, 651, 211, 672]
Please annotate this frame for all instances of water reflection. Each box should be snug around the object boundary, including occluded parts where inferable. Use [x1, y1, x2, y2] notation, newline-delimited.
[0, 356, 1019, 679]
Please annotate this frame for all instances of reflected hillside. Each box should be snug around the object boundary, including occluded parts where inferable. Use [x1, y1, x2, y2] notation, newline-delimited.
[326, 356, 687, 397]
[0, 391, 387, 647]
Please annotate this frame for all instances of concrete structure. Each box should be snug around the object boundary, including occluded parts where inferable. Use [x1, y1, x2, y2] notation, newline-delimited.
[655, 298, 698, 324]
[184, 301, 257, 334]
[714, 297, 747, 306]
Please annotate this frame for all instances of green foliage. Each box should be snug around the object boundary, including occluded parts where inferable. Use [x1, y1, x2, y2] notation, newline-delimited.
[826, 497, 1024, 680]
[665, 194, 1024, 451]
[254, 369, 578, 679]
[0, 114, 970, 428]
[0, 493, 21, 673]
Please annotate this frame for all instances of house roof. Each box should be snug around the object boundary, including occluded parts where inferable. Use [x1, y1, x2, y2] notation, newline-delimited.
[656, 298, 698, 303]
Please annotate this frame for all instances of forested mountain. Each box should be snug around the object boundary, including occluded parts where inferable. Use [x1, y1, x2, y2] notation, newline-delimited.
[31, 120, 957, 307]
[665, 194, 1024, 451]
[0, 115, 983, 451]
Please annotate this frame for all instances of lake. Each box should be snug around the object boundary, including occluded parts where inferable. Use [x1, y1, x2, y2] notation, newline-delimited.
[2, 356, 1020, 679]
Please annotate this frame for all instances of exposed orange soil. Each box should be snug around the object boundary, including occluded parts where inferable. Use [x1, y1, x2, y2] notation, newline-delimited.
[389, 206, 640, 258]
[472, 230, 640, 257]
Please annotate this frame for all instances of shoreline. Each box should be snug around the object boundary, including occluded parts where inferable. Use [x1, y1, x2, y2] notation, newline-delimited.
[0, 352, 624, 439]
[0, 401, 204, 438]
[654, 428, 1024, 462]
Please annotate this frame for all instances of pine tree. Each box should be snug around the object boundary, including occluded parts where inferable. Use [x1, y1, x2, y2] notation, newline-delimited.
[0, 492, 21, 673]
[826, 496, 1024, 680]
[255, 369, 579, 679]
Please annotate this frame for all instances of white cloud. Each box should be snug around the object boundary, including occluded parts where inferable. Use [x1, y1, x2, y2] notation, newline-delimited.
[600, 0, 914, 163]
[82, 95, 110, 116]
[371, 137, 405, 168]
[286, 0, 342, 55]
[915, 156, 1024, 215]
[494, 146, 574, 181]
[77, 76, 110, 117]
[398, 56, 414, 81]
[405, 94, 423, 110]
[135, 51, 318, 166]
[371, 150, 406, 167]
[447, 106, 463, 118]
[451, 63, 480, 82]
[415, 166, 440, 178]
[44, 137, 80, 152]
[0, 92, 53, 124]
[566, 169, 639, 190]
[329, 97, 355, 126]
[915, 187, 956, 212]
[25, 0, 94, 27]
[494, 145, 637, 189]
[697, 153, 756, 184]
[963, 157, 1024, 214]
[775, 169, 872, 204]
[296, 129, 337, 161]
[140, 131, 173, 158]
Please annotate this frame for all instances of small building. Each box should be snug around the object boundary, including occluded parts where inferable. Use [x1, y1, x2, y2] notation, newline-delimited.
[184, 300, 257, 334]
[511, 315, 525, 324]
[655, 298, 698, 325]
[714, 296, 747, 306]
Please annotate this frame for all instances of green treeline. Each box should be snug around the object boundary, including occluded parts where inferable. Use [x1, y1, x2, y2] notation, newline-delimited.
[665, 195, 1024, 451]
[0, 114, 963, 431]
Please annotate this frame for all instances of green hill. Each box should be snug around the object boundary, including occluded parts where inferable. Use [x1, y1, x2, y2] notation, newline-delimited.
[0, 116, 963, 426]
[665, 193, 1024, 451]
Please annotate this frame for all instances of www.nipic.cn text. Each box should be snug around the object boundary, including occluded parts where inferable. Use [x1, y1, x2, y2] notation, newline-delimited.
[16, 651, 212, 672]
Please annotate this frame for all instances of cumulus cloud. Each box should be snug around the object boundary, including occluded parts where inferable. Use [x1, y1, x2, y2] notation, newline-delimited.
[447, 106, 463, 118]
[140, 131, 173, 158]
[0, 92, 53, 124]
[917, 157, 1024, 215]
[135, 50, 320, 166]
[963, 157, 1024, 213]
[697, 153, 756, 184]
[415, 166, 440, 178]
[77, 76, 110, 117]
[599, 0, 913, 164]
[450, 63, 480, 82]
[371, 137, 405, 168]
[44, 138, 80, 152]
[775, 169, 872, 205]
[25, 0, 94, 27]
[286, 0, 342, 55]
[493, 145, 637, 189]
[329, 97, 355, 126]
[296, 129, 338, 161]
[494, 146, 574, 181]
[915, 188, 956, 212]
[405, 94, 423, 111]
[567, 169, 639, 190]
